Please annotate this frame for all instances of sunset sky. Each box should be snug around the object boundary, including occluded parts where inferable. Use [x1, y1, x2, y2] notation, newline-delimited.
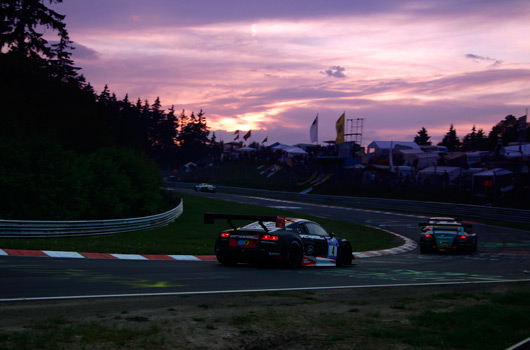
[50, 0, 530, 146]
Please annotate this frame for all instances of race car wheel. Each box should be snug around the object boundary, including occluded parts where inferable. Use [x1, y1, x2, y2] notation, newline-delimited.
[336, 242, 353, 267]
[216, 254, 238, 266]
[284, 240, 303, 268]
[473, 237, 478, 252]
[419, 245, 429, 254]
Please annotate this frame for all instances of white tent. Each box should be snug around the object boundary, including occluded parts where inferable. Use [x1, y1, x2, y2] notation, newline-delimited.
[367, 141, 420, 155]
[501, 144, 530, 159]
[472, 168, 513, 196]
[271, 143, 290, 150]
[237, 147, 257, 152]
[414, 153, 440, 169]
[283, 146, 308, 156]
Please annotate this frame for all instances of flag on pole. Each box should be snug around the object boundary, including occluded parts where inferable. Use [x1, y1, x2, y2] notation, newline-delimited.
[310, 114, 318, 143]
[262, 136, 268, 143]
[389, 140, 394, 173]
[243, 130, 251, 141]
[233, 130, 239, 141]
[335, 112, 345, 145]
[517, 114, 527, 143]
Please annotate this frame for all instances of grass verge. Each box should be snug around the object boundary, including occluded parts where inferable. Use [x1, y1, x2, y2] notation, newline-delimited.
[1, 284, 529, 349]
[0, 192, 402, 255]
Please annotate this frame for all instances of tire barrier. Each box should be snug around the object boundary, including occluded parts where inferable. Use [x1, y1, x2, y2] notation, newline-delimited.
[0, 200, 183, 238]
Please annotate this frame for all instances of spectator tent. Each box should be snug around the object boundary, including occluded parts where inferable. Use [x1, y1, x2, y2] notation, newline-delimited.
[367, 141, 420, 155]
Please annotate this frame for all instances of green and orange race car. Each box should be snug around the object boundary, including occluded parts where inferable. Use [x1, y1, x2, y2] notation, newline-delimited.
[419, 219, 477, 254]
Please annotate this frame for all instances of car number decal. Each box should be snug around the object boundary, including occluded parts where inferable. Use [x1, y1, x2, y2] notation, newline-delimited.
[327, 238, 339, 258]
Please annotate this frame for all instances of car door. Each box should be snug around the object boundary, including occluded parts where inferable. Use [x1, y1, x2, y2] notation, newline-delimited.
[302, 222, 338, 259]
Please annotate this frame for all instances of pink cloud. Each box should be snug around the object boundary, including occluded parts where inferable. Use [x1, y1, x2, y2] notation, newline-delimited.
[51, 0, 530, 146]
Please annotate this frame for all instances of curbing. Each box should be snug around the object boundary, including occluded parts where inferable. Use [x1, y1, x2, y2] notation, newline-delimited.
[0, 228, 417, 261]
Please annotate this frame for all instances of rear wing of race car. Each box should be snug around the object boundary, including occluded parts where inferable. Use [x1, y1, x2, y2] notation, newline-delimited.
[204, 213, 285, 232]
[419, 222, 473, 232]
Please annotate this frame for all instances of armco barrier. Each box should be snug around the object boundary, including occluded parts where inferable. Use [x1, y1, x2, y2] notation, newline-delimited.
[0, 200, 183, 238]
[168, 182, 530, 225]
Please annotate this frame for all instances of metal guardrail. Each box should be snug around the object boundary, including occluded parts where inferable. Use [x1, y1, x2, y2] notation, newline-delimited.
[169, 182, 530, 225]
[0, 200, 183, 238]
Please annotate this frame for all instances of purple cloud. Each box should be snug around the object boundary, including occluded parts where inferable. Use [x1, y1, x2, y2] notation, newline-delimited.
[322, 66, 346, 78]
[72, 42, 100, 61]
[47, 0, 530, 146]
[466, 54, 503, 67]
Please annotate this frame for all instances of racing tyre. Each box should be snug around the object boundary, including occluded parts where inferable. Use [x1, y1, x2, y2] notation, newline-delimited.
[473, 237, 478, 252]
[336, 242, 353, 267]
[284, 240, 303, 268]
[419, 245, 429, 254]
[216, 254, 238, 266]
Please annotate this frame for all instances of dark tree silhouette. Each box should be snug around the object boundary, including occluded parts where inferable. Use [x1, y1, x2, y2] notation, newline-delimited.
[49, 34, 80, 82]
[414, 127, 431, 146]
[439, 124, 460, 151]
[1, 0, 68, 62]
[177, 110, 210, 164]
[462, 125, 488, 151]
[487, 115, 521, 148]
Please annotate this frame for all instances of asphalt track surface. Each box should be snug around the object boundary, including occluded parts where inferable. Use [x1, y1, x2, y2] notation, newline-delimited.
[1, 189, 530, 301]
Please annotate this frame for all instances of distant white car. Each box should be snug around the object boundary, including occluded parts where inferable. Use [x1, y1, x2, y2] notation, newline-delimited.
[195, 183, 216, 193]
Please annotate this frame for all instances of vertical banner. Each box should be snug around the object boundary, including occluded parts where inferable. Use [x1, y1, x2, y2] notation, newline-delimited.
[310, 114, 318, 143]
[335, 112, 345, 145]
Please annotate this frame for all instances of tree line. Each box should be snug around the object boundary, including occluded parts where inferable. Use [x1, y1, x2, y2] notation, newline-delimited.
[0, 0, 218, 219]
[414, 115, 529, 152]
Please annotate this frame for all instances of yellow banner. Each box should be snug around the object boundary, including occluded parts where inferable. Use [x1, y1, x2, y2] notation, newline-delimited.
[335, 112, 345, 145]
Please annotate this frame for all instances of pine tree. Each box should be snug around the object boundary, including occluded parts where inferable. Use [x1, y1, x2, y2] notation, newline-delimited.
[439, 124, 460, 151]
[49, 34, 80, 82]
[98, 84, 111, 105]
[475, 129, 488, 150]
[414, 127, 431, 145]
[1, 0, 68, 61]
[462, 125, 477, 151]
[177, 110, 210, 165]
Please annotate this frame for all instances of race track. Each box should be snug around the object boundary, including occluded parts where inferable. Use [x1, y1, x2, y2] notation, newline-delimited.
[1, 189, 529, 301]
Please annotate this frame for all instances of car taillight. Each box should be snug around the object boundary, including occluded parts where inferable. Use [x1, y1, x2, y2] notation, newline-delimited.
[220, 232, 230, 238]
[425, 234, 432, 238]
[458, 235, 466, 239]
[262, 234, 279, 241]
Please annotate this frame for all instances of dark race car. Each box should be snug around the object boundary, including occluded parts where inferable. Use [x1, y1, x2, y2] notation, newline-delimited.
[204, 213, 354, 268]
[419, 221, 477, 254]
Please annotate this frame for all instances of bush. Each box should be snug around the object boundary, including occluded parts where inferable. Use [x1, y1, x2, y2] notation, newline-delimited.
[0, 134, 164, 220]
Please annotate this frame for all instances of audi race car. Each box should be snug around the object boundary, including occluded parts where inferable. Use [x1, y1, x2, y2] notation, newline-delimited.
[195, 183, 216, 193]
[204, 213, 354, 268]
[419, 221, 477, 254]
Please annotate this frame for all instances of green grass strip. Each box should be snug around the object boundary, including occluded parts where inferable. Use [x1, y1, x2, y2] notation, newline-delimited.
[0, 192, 402, 255]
